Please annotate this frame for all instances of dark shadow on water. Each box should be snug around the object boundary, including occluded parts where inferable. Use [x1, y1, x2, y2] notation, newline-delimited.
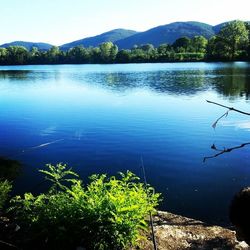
[0, 157, 22, 181]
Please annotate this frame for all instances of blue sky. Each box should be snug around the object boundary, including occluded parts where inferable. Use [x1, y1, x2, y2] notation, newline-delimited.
[1, 0, 249, 45]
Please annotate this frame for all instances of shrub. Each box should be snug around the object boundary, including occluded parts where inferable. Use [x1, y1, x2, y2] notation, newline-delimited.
[0, 180, 12, 210]
[11, 163, 160, 250]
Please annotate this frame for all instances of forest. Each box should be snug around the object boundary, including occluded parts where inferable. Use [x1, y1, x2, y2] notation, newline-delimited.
[0, 20, 249, 65]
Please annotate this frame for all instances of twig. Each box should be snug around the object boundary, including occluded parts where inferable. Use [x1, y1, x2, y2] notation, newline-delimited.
[0, 240, 18, 249]
[203, 142, 250, 162]
[140, 157, 157, 250]
[9, 139, 64, 158]
[206, 100, 250, 115]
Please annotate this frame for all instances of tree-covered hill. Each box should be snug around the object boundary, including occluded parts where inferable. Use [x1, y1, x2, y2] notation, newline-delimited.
[0, 41, 53, 51]
[1, 20, 249, 53]
[115, 21, 215, 49]
[60, 29, 138, 51]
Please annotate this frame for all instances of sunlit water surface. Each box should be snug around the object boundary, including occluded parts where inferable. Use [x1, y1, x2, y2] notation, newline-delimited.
[1, 62, 250, 225]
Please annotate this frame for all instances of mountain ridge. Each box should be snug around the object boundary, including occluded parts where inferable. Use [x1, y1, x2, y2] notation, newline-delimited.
[60, 28, 138, 51]
[1, 20, 248, 51]
[115, 21, 215, 49]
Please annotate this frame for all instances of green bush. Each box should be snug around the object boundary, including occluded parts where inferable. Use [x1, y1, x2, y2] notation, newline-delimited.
[0, 180, 12, 210]
[11, 163, 160, 249]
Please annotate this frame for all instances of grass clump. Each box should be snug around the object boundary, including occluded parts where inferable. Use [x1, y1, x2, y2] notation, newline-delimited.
[10, 163, 160, 249]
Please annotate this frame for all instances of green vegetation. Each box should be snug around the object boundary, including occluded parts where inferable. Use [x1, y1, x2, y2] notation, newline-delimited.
[0, 21, 249, 65]
[0, 180, 12, 210]
[0, 157, 20, 210]
[207, 20, 249, 60]
[9, 163, 160, 249]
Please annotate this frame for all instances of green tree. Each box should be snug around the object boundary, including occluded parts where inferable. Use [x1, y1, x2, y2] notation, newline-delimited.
[157, 43, 171, 54]
[138, 44, 158, 61]
[0, 48, 8, 64]
[172, 37, 191, 52]
[89, 47, 101, 63]
[245, 22, 250, 59]
[130, 48, 147, 62]
[67, 46, 90, 63]
[191, 36, 208, 53]
[116, 49, 131, 63]
[6, 46, 29, 65]
[29, 47, 41, 64]
[99, 42, 118, 63]
[218, 20, 249, 60]
[207, 36, 232, 60]
[157, 44, 175, 62]
[139, 44, 154, 52]
[45, 46, 61, 63]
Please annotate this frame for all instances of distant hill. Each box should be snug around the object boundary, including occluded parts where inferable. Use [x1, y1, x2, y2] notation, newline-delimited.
[0, 41, 54, 51]
[60, 29, 138, 50]
[2, 21, 249, 51]
[115, 22, 216, 49]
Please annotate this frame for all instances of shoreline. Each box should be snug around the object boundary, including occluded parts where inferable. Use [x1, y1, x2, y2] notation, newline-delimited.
[0, 60, 250, 67]
[141, 211, 249, 249]
[1, 210, 249, 249]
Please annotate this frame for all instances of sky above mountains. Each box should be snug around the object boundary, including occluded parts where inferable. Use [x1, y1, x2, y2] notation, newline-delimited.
[1, 0, 249, 45]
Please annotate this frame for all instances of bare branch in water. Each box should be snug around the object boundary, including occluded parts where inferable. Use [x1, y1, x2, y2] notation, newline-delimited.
[10, 139, 64, 158]
[203, 142, 250, 162]
[206, 100, 250, 129]
[212, 110, 229, 129]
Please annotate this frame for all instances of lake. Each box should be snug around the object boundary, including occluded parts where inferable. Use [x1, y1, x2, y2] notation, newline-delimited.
[1, 62, 250, 226]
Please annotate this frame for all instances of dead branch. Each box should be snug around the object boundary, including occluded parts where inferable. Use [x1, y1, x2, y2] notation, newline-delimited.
[206, 100, 250, 116]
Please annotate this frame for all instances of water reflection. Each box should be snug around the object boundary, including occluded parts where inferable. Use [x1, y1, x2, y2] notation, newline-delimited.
[212, 66, 250, 99]
[71, 70, 209, 95]
[0, 70, 32, 80]
[0, 70, 61, 83]
[1, 64, 250, 99]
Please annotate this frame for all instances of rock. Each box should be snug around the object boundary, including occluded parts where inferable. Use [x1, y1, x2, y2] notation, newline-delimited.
[138, 211, 250, 250]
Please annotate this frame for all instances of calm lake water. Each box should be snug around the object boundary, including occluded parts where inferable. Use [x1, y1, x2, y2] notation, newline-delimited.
[1, 62, 250, 225]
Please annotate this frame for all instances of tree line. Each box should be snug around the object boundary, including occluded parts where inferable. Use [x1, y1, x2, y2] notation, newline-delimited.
[0, 20, 249, 65]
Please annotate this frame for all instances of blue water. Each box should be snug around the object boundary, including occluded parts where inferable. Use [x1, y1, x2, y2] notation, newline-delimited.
[1, 62, 250, 225]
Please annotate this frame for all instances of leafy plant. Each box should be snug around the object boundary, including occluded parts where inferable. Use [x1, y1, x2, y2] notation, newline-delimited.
[10, 164, 160, 250]
[39, 163, 79, 191]
[0, 180, 12, 210]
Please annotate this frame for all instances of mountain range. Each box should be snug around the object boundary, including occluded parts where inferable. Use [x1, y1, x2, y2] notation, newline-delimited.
[0, 21, 245, 51]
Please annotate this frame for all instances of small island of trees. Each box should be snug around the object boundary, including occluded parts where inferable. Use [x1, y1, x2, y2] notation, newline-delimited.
[0, 20, 249, 65]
